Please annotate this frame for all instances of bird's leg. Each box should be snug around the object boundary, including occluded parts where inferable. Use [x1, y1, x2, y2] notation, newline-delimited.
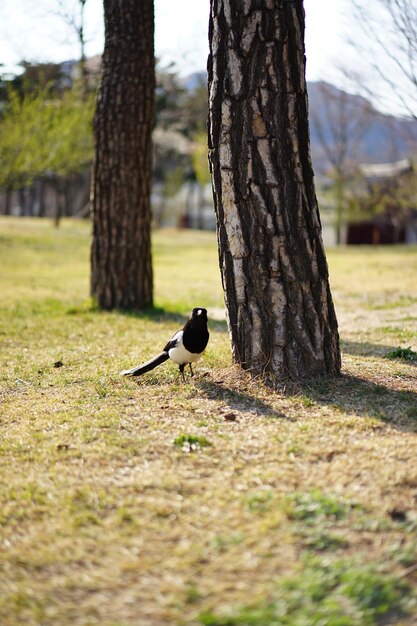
[189, 363, 194, 377]
[179, 364, 186, 383]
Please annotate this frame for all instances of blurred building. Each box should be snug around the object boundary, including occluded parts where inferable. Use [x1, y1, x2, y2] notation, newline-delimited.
[346, 159, 417, 244]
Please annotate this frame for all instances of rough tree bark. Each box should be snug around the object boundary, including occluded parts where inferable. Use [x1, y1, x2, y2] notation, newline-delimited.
[208, 0, 341, 380]
[91, 0, 154, 310]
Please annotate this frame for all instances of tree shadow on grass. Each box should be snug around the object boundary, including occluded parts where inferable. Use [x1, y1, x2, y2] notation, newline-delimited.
[341, 339, 417, 364]
[116, 306, 229, 332]
[116, 306, 188, 324]
[196, 377, 292, 421]
[68, 300, 229, 332]
[196, 369, 416, 431]
[298, 374, 417, 433]
[65, 301, 185, 323]
[116, 312, 415, 429]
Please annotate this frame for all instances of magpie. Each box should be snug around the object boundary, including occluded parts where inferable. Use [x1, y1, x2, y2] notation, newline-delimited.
[120, 307, 209, 381]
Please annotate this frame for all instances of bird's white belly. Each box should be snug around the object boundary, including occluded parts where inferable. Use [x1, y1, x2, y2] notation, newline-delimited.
[169, 344, 202, 365]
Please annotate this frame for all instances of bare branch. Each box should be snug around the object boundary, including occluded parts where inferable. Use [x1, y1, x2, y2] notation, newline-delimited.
[346, 0, 417, 119]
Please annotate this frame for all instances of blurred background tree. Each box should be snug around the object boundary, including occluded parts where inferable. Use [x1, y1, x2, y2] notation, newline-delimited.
[0, 82, 94, 221]
[349, 160, 417, 227]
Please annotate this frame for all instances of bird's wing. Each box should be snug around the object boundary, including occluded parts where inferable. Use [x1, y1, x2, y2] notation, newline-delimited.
[163, 330, 183, 352]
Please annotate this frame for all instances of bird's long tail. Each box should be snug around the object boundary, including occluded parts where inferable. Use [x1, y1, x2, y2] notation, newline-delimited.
[120, 352, 169, 376]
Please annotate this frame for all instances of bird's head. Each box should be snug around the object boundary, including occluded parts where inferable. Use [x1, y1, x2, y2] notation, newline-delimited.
[191, 307, 208, 320]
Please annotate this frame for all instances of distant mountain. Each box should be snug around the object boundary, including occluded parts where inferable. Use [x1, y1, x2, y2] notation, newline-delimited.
[179, 71, 207, 91]
[308, 81, 417, 175]
[183, 73, 417, 174]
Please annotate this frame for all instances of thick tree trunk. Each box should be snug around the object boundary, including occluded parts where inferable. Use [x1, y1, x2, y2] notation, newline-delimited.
[208, 0, 341, 380]
[91, 0, 154, 310]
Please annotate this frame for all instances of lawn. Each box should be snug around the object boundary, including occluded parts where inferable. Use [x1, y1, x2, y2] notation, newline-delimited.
[0, 217, 416, 626]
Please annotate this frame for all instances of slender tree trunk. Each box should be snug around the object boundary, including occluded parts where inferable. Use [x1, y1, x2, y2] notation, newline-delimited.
[38, 179, 46, 217]
[28, 184, 36, 217]
[5, 188, 12, 216]
[78, 0, 88, 92]
[208, 0, 340, 380]
[197, 182, 205, 229]
[53, 178, 63, 228]
[334, 173, 344, 245]
[91, 0, 154, 310]
[18, 188, 26, 216]
[63, 178, 71, 217]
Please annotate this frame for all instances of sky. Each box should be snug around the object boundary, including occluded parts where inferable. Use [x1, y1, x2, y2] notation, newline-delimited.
[0, 0, 349, 80]
[0, 0, 411, 117]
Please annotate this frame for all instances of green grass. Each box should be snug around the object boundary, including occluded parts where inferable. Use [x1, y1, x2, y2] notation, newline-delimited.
[385, 346, 417, 361]
[281, 489, 352, 521]
[173, 434, 213, 450]
[0, 217, 417, 626]
[200, 558, 412, 626]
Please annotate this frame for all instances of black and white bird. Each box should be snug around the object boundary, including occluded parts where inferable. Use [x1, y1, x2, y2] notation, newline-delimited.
[120, 307, 209, 381]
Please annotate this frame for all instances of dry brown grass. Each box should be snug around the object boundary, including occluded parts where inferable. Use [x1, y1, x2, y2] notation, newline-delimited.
[0, 218, 416, 625]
